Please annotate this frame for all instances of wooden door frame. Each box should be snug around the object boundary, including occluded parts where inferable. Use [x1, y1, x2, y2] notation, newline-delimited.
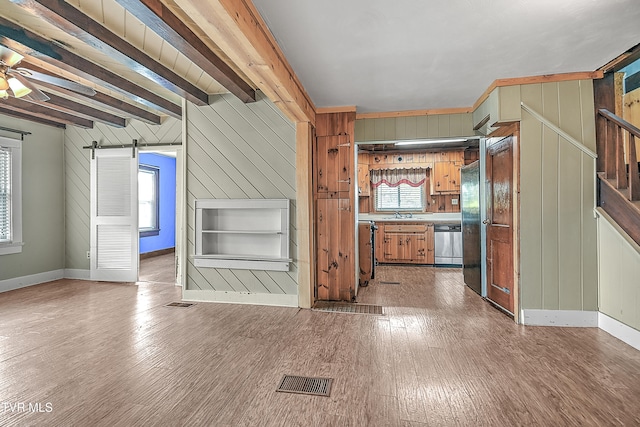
[488, 122, 521, 323]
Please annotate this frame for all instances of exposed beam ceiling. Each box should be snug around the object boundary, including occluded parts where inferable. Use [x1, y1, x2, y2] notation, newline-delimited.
[0, 16, 183, 117]
[37, 91, 126, 127]
[114, 0, 256, 103]
[0, 104, 65, 127]
[21, 62, 162, 125]
[172, 0, 315, 124]
[10, 0, 210, 106]
[0, 0, 263, 128]
[2, 96, 93, 127]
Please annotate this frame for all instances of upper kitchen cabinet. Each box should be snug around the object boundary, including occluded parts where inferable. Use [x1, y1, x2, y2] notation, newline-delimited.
[316, 134, 352, 196]
[431, 151, 464, 194]
[357, 153, 370, 197]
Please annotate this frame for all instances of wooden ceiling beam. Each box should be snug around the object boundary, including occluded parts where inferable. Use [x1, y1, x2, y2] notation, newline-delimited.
[9, 0, 208, 106]
[115, 0, 256, 103]
[172, 0, 315, 124]
[0, 17, 182, 118]
[36, 92, 126, 127]
[0, 104, 66, 128]
[21, 62, 162, 125]
[1, 96, 93, 128]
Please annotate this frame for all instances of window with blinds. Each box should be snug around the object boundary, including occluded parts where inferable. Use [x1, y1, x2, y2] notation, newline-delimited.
[375, 182, 425, 211]
[0, 147, 10, 242]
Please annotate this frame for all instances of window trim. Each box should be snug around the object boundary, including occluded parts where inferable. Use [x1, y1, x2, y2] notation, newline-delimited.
[0, 136, 23, 255]
[138, 164, 160, 238]
[374, 181, 426, 213]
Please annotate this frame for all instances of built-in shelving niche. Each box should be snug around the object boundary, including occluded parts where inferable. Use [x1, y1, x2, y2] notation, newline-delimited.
[194, 199, 291, 271]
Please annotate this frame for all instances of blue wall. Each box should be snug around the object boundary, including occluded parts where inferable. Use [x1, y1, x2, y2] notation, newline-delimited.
[139, 153, 176, 254]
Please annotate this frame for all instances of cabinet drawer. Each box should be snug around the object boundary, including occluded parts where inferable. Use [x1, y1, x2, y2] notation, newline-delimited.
[384, 224, 427, 233]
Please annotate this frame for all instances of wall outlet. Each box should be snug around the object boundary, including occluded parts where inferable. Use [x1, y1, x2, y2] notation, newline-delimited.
[86, 251, 91, 259]
[452, 198, 459, 205]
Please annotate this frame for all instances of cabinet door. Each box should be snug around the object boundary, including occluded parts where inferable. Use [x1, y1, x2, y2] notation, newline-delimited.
[432, 162, 451, 193]
[409, 233, 427, 263]
[383, 233, 402, 260]
[316, 198, 354, 301]
[425, 224, 435, 264]
[357, 164, 370, 197]
[316, 134, 351, 194]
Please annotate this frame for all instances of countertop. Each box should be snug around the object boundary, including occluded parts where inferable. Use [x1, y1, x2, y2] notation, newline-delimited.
[358, 213, 461, 224]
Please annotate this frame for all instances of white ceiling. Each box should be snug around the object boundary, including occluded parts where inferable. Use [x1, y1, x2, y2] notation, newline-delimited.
[252, 0, 640, 113]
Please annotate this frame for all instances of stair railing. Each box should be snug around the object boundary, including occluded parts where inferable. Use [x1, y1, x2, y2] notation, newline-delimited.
[597, 109, 640, 201]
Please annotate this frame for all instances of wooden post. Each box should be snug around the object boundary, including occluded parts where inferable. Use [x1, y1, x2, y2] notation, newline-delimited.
[296, 121, 315, 308]
[616, 126, 627, 189]
[628, 134, 640, 201]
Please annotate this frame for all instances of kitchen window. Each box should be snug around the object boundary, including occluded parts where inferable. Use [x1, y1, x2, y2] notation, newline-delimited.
[371, 168, 426, 212]
[0, 136, 22, 255]
[375, 182, 425, 211]
[139, 165, 159, 237]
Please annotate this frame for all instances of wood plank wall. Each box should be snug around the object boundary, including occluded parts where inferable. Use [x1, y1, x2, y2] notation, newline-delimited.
[315, 112, 356, 301]
[64, 117, 182, 271]
[355, 113, 474, 141]
[184, 92, 298, 298]
[515, 80, 598, 312]
[598, 211, 640, 331]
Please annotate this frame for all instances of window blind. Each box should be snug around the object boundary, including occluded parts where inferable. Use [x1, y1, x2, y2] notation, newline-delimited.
[0, 147, 11, 242]
[375, 182, 424, 211]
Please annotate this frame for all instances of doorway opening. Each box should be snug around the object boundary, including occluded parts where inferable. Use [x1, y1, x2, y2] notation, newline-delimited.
[138, 151, 177, 284]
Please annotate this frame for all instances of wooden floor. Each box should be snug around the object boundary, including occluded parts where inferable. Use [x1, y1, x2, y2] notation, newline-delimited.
[138, 253, 176, 284]
[1, 265, 639, 426]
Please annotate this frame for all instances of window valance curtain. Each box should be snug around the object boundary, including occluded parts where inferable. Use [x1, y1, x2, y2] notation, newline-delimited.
[370, 168, 426, 188]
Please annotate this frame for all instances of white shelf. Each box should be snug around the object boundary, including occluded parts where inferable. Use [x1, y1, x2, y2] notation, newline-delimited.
[194, 199, 290, 271]
[201, 229, 282, 235]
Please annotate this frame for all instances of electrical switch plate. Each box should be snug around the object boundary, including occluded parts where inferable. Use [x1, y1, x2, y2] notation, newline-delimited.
[452, 198, 459, 205]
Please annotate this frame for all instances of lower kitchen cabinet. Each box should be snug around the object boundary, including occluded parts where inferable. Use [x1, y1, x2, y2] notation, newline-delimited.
[376, 222, 434, 264]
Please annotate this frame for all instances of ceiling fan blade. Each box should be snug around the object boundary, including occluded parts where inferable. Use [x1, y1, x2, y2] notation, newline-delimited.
[0, 45, 24, 67]
[9, 72, 50, 102]
[16, 68, 96, 96]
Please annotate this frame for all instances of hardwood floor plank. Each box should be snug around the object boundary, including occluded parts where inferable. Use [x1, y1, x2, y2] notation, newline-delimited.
[0, 265, 639, 425]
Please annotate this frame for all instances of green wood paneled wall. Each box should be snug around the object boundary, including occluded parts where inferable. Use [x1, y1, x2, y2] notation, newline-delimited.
[355, 113, 474, 141]
[185, 92, 298, 296]
[515, 80, 598, 312]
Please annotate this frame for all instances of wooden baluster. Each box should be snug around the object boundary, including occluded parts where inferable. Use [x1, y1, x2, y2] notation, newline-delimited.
[606, 119, 617, 179]
[616, 125, 627, 189]
[596, 113, 607, 173]
[629, 134, 640, 201]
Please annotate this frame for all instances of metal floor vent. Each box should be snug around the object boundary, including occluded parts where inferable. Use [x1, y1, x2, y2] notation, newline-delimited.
[276, 375, 333, 397]
[313, 302, 384, 315]
[165, 302, 195, 308]
[379, 281, 401, 285]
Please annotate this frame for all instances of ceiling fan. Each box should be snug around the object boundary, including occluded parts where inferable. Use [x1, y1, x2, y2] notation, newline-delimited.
[0, 45, 96, 101]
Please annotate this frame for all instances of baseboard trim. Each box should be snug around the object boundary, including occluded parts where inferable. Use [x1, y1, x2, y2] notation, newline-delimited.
[183, 290, 298, 308]
[521, 309, 598, 327]
[0, 269, 64, 293]
[598, 313, 640, 351]
[64, 269, 91, 280]
[140, 247, 175, 260]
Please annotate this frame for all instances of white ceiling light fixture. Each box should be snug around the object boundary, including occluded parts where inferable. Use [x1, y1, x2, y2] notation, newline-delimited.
[394, 138, 469, 146]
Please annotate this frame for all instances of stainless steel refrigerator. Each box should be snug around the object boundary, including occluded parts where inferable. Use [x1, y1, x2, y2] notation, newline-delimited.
[461, 160, 483, 295]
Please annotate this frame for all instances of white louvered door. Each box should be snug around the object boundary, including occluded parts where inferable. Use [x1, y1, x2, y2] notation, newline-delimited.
[90, 148, 138, 282]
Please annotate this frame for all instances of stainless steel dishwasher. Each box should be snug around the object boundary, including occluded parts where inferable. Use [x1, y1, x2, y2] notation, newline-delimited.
[434, 224, 462, 265]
